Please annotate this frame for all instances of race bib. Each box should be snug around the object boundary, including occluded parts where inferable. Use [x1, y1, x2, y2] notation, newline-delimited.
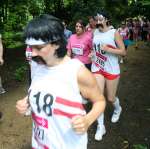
[29, 89, 54, 117]
[32, 112, 49, 149]
[72, 47, 83, 55]
[95, 52, 107, 70]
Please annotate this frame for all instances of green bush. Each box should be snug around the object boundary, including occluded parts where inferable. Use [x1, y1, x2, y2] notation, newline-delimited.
[133, 144, 148, 149]
[2, 31, 24, 49]
[14, 64, 28, 81]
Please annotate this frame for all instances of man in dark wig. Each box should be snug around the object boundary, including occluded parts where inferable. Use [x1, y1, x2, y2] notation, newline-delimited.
[16, 14, 105, 149]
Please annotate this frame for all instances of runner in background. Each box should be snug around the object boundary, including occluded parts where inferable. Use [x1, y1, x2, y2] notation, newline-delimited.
[133, 19, 141, 49]
[86, 16, 97, 38]
[118, 21, 130, 63]
[91, 11, 126, 141]
[62, 20, 72, 41]
[25, 46, 32, 85]
[141, 18, 149, 42]
[67, 19, 93, 71]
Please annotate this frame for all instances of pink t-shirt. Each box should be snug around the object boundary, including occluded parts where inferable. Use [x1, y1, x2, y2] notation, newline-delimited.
[118, 27, 129, 40]
[67, 32, 92, 64]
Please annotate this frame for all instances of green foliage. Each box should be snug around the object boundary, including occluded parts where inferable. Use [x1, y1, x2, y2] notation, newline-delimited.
[133, 144, 148, 149]
[0, 0, 150, 49]
[28, 0, 45, 17]
[14, 64, 28, 82]
[67, 0, 105, 31]
[3, 5, 28, 32]
[2, 32, 24, 49]
[128, 0, 150, 18]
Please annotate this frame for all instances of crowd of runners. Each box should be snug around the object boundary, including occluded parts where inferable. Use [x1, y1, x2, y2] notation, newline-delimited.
[0, 10, 150, 149]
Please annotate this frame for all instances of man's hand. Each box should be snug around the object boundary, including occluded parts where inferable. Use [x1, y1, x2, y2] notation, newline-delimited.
[71, 115, 90, 134]
[16, 96, 29, 115]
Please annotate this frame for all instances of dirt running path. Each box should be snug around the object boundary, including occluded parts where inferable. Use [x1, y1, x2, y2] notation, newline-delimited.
[0, 84, 31, 149]
[88, 42, 150, 149]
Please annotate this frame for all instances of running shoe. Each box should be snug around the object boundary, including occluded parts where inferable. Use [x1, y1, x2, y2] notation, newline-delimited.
[111, 106, 122, 123]
[95, 125, 106, 141]
[120, 58, 124, 64]
[82, 98, 88, 104]
[0, 87, 6, 94]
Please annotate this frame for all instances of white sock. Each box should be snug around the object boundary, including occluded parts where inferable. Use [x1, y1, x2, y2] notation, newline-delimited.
[97, 113, 104, 126]
[113, 97, 121, 111]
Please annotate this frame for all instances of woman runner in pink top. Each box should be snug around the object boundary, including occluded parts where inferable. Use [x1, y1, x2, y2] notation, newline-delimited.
[67, 19, 93, 70]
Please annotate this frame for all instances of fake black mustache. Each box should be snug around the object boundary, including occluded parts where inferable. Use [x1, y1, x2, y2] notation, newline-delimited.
[96, 24, 104, 28]
[32, 56, 46, 64]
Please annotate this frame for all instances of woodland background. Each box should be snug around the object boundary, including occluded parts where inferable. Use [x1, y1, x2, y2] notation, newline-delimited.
[0, 0, 150, 48]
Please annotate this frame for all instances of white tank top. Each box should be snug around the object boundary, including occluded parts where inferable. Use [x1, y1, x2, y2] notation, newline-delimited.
[29, 59, 87, 149]
[91, 29, 120, 75]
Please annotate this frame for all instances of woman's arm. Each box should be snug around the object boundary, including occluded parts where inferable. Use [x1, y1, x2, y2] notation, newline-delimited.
[101, 31, 126, 56]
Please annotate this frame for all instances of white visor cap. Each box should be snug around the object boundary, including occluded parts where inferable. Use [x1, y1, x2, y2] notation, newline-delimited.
[25, 38, 46, 46]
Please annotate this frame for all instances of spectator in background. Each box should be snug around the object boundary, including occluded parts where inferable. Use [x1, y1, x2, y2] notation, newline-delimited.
[0, 33, 5, 121]
[0, 34, 6, 94]
[62, 20, 72, 41]
[141, 19, 149, 42]
[133, 19, 141, 49]
[118, 21, 130, 63]
[25, 46, 32, 85]
[126, 18, 134, 41]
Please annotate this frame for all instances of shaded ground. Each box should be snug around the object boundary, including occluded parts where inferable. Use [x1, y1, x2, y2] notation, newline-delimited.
[0, 42, 150, 149]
